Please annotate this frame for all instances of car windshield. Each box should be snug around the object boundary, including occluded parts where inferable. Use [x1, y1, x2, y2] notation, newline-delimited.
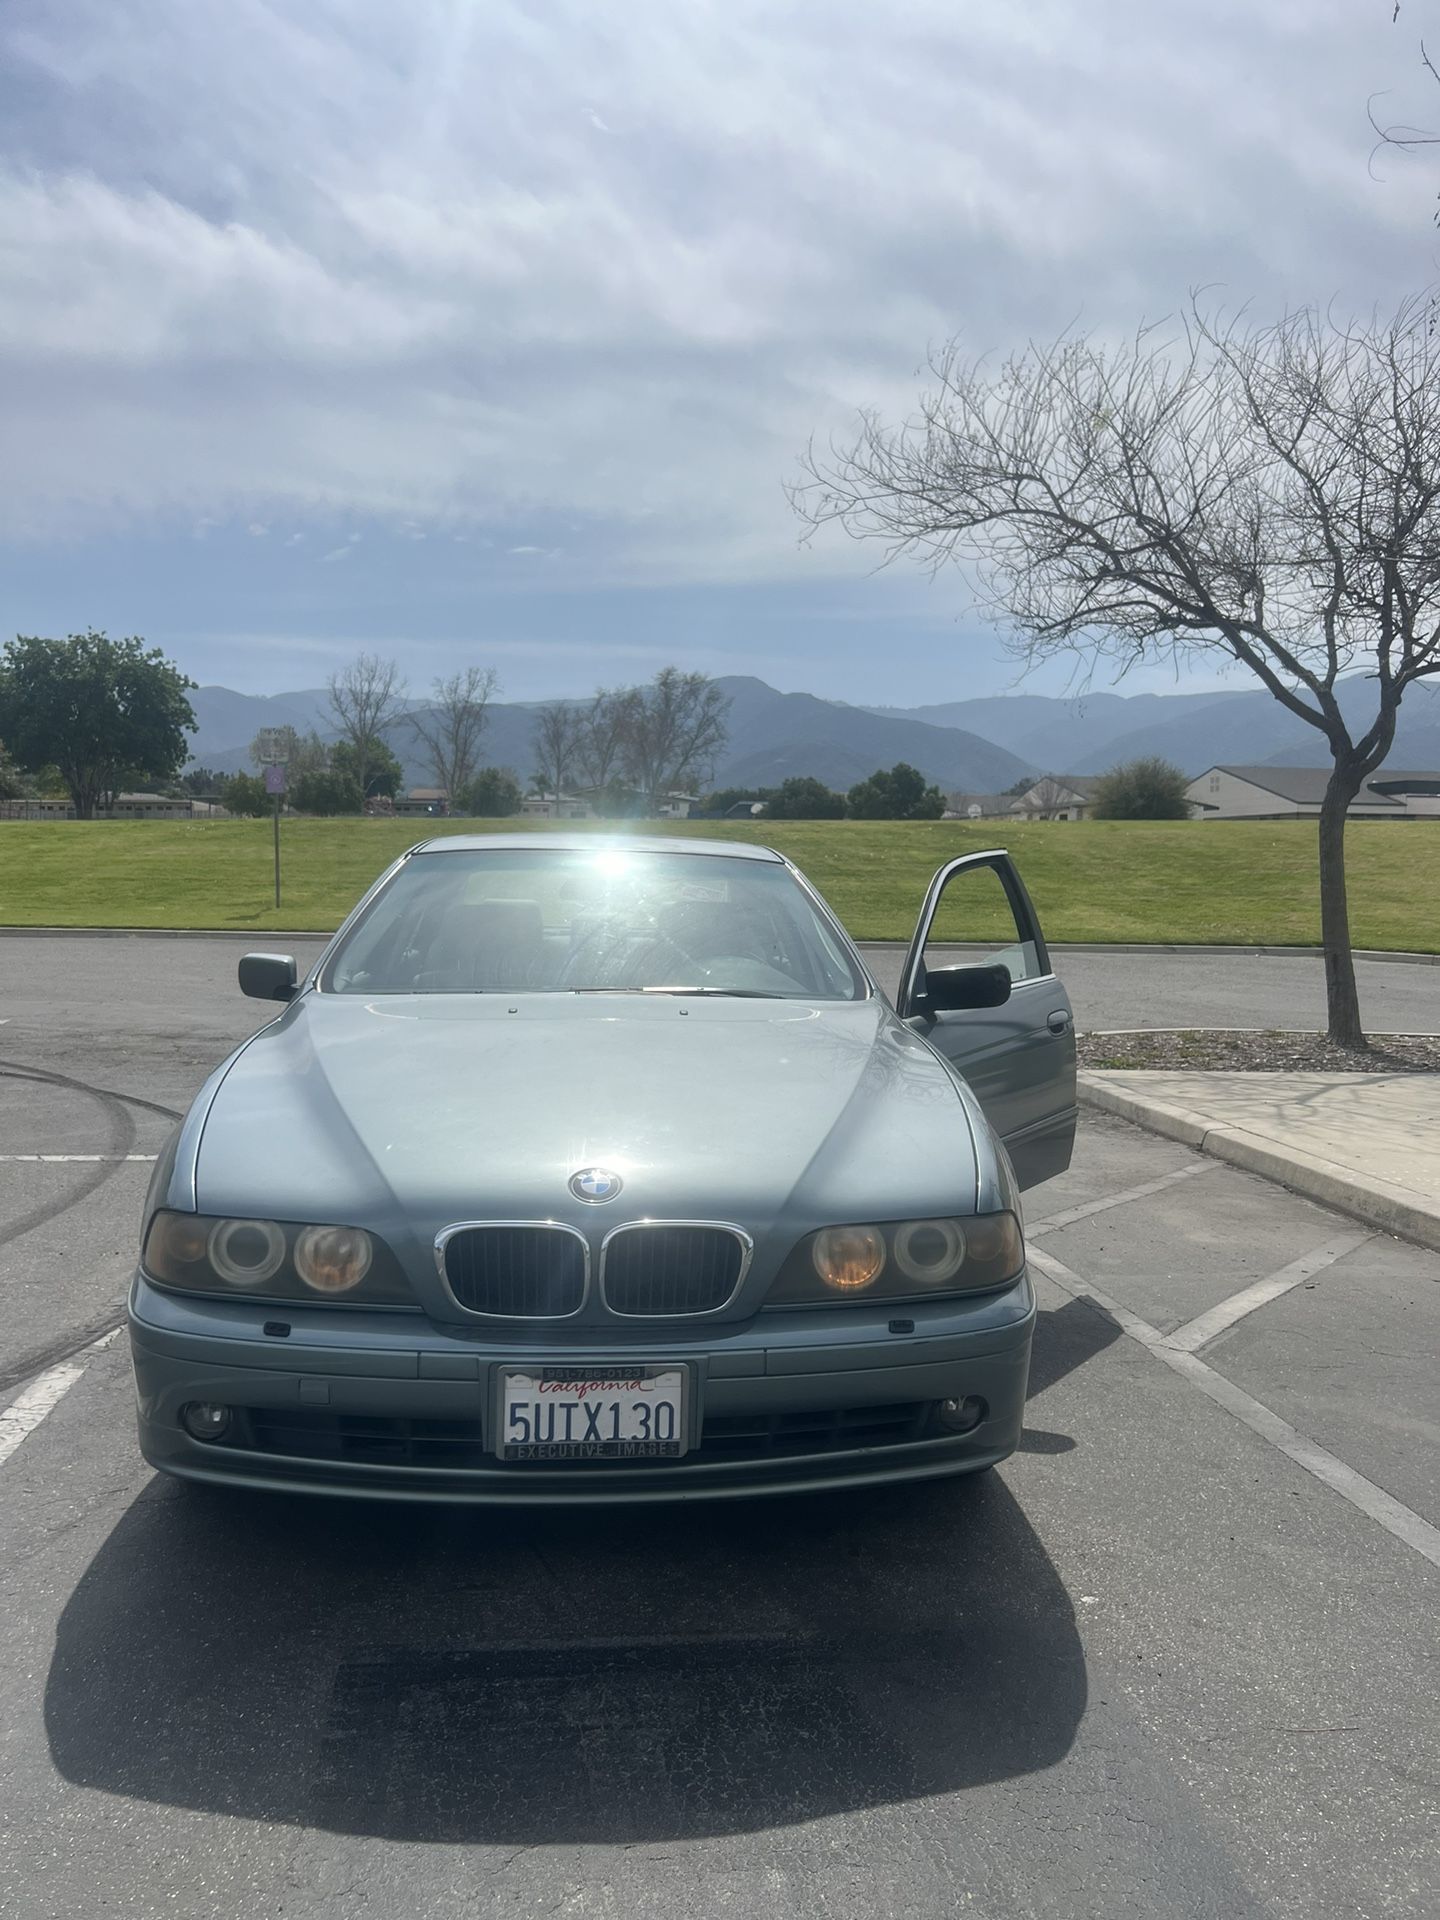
[323, 846, 867, 1001]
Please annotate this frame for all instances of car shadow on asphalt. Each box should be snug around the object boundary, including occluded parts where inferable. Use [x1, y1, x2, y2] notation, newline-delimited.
[45, 1466, 1086, 1844]
[1025, 1297, 1124, 1404]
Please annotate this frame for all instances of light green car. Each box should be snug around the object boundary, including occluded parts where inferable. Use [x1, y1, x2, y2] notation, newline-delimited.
[128, 834, 1075, 1502]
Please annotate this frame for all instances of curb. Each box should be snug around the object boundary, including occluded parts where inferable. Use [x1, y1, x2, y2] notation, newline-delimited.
[0, 926, 333, 942]
[1078, 1072, 1440, 1253]
[858, 941, 1440, 965]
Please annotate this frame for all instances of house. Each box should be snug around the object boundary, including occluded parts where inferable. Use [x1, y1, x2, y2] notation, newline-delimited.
[392, 788, 450, 818]
[0, 793, 207, 821]
[1184, 766, 1435, 819]
[1368, 772, 1440, 817]
[520, 792, 594, 820]
[943, 793, 1016, 821]
[1012, 776, 1101, 822]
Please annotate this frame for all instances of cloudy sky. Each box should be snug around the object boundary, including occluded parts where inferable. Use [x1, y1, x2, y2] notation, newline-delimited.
[0, 0, 1435, 703]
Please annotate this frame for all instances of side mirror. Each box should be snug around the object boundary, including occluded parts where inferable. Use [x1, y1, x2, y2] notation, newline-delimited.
[239, 952, 298, 1002]
[921, 961, 1012, 1013]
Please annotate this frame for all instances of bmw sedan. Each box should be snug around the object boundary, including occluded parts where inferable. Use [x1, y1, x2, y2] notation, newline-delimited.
[128, 834, 1076, 1502]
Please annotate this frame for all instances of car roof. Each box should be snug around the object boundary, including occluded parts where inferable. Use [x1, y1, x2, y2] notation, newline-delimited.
[410, 833, 784, 862]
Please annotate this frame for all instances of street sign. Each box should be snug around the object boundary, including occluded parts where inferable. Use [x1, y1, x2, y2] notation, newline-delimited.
[255, 728, 289, 766]
[263, 764, 287, 795]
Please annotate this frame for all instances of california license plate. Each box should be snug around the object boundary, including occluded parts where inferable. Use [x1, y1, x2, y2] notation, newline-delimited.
[497, 1366, 690, 1462]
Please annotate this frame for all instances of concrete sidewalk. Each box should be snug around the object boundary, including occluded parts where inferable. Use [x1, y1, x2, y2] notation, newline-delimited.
[1079, 1069, 1440, 1252]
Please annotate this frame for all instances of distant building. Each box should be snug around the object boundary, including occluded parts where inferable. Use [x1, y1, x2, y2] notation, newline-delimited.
[521, 788, 697, 820]
[943, 793, 1015, 821]
[0, 793, 222, 821]
[520, 792, 594, 820]
[1185, 765, 1440, 819]
[1012, 776, 1101, 822]
[392, 788, 450, 818]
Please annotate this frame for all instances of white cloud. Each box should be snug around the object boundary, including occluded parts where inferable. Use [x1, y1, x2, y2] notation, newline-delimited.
[0, 0, 1432, 588]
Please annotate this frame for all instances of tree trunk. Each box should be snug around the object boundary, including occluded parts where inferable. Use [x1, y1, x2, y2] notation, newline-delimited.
[1317, 761, 1365, 1050]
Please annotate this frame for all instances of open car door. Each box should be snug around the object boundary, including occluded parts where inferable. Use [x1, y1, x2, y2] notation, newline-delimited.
[896, 850, 1076, 1190]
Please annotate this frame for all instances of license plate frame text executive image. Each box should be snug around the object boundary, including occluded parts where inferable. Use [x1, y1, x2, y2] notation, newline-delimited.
[496, 1365, 692, 1462]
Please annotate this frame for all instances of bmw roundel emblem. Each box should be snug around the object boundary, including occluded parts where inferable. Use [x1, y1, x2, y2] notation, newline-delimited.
[570, 1166, 623, 1204]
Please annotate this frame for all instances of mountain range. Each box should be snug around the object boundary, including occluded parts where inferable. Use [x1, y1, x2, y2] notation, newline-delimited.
[183, 674, 1440, 794]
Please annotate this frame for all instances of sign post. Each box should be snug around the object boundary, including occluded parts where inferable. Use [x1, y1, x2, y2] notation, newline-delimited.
[258, 735, 289, 912]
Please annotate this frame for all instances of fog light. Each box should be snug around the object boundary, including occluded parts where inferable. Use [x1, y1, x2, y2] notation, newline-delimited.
[939, 1394, 987, 1434]
[181, 1401, 232, 1440]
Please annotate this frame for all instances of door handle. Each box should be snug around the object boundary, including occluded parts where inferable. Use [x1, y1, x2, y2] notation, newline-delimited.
[1047, 1010, 1072, 1033]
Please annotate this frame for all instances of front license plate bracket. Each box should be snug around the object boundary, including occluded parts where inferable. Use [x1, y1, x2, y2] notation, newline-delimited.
[495, 1364, 693, 1462]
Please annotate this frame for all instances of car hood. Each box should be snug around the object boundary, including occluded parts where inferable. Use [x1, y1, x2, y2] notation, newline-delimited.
[192, 992, 984, 1237]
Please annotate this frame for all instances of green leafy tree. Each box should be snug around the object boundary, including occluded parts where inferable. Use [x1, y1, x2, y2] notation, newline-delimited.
[0, 741, 24, 802]
[460, 767, 523, 816]
[704, 786, 776, 813]
[1091, 757, 1191, 820]
[0, 631, 195, 818]
[180, 766, 224, 798]
[846, 762, 945, 820]
[220, 771, 271, 817]
[292, 769, 363, 815]
[330, 736, 403, 799]
[767, 775, 847, 819]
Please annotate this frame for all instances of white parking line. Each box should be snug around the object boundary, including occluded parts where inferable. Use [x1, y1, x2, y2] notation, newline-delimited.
[0, 1154, 159, 1163]
[1163, 1228, 1374, 1354]
[1028, 1245, 1440, 1572]
[0, 1329, 118, 1469]
[1027, 1161, 1213, 1234]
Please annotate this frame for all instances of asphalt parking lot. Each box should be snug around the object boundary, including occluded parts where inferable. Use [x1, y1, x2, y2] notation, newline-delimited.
[0, 937, 1437, 1918]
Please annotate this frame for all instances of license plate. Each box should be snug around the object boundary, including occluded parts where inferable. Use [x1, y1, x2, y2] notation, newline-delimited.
[497, 1366, 689, 1462]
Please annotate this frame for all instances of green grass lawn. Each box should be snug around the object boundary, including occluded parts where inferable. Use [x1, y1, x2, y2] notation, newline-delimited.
[1, 815, 1437, 949]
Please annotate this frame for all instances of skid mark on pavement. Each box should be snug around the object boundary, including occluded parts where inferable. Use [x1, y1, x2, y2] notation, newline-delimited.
[0, 1153, 159, 1162]
[1029, 1245, 1440, 1572]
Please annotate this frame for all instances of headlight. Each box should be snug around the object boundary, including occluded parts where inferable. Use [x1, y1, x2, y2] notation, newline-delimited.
[811, 1224, 886, 1293]
[766, 1212, 1024, 1307]
[892, 1218, 966, 1283]
[294, 1224, 372, 1294]
[142, 1211, 411, 1307]
[208, 1218, 286, 1286]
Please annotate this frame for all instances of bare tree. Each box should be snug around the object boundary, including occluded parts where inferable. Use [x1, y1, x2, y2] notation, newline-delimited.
[248, 725, 329, 780]
[531, 701, 586, 798]
[1370, 4, 1440, 221]
[574, 687, 632, 792]
[794, 297, 1440, 1048]
[325, 653, 408, 800]
[618, 668, 730, 814]
[407, 666, 498, 801]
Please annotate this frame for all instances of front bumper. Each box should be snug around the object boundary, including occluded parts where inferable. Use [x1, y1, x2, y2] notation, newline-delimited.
[128, 1273, 1036, 1504]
